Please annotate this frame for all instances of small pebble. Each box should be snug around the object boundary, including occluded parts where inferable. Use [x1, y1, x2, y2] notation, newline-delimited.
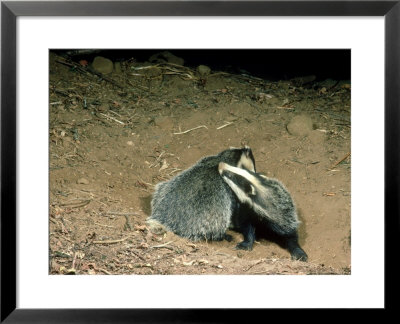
[77, 178, 89, 185]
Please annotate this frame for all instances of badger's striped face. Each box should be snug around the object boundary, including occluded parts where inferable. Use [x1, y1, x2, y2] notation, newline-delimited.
[219, 162, 300, 232]
[218, 162, 279, 223]
[218, 162, 259, 204]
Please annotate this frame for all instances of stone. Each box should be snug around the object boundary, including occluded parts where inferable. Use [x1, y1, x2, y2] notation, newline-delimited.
[149, 51, 184, 66]
[286, 115, 313, 136]
[92, 56, 113, 74]
[77, 178, 90, 185]
[197, 65, 211, 76]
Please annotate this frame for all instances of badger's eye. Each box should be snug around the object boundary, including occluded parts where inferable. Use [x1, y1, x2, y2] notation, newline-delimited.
[246, 184, 256, 196]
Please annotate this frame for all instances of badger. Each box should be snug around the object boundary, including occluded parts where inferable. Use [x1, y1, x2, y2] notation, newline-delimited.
[147, 147, 256, 241]
[218, 162, 308, 261]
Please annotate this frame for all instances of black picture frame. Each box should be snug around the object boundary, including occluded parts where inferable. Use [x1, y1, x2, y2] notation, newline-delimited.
[1, 0, 398, 322]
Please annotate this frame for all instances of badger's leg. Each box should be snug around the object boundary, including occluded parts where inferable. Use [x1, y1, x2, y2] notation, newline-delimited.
[283, 232, 308, 261]
[235, 221, 256, 250]
[262, 226, 308, 261]
[230, 204, 256, 250]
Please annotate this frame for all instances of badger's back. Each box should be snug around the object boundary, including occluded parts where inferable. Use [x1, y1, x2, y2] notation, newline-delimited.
[149, 151, 249, 241]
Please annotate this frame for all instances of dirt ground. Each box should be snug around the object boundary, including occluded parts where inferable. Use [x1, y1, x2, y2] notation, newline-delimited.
[49, 51, 351, 275]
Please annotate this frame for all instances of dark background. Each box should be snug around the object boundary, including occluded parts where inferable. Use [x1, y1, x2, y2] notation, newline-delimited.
[59, 49, 351, 81]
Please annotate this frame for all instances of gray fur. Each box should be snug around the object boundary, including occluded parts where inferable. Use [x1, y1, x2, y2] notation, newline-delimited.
[147, 148, 256, 241]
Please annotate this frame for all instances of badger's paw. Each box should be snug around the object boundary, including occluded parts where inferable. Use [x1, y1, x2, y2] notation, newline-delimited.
[290, 248, 308, 262]
[235, 241, 253, 251]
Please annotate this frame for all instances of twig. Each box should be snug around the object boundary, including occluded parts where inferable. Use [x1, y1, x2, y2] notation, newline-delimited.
[164, 71, 196, 80]
[86, 66, 124, 89]
[250, 270, 273, 275]
[71, 252, 77, 269]
[217, 121, 233, 130]
[173, 125, 208, 135]
[92, 237, 129, 244]
[126, 79, 150, 92]
[55, 59, 87, 74]
[132, 65, 159, 71]
[329, 152, 351, 170]
[103, 211, 140, 217]
[150, 241, 174, 249]
[99, 113, 125, 125]
[245, 259, 265, 272]
[94, 222, 115, 228]
[276, 106, 295, 110]
[131, 250, 146, 261]
[108, 109, 123, 118]
[135, 176, 155, 188]
[52, 89, 70, 97]
[98, 268, 112, 275]
[59, 199, 91, 208]
[167, 168, 182, 176]
[54, 234, 73, 243]
[149, 151, 165, 168]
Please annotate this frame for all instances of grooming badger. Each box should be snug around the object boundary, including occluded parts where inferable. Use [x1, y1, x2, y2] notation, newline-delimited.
[147, 147, 256, 241]
[218, 162, 308, 261]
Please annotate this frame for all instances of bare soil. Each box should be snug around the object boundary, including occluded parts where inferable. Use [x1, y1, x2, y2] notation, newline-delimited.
[49, 51, 351, 275]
